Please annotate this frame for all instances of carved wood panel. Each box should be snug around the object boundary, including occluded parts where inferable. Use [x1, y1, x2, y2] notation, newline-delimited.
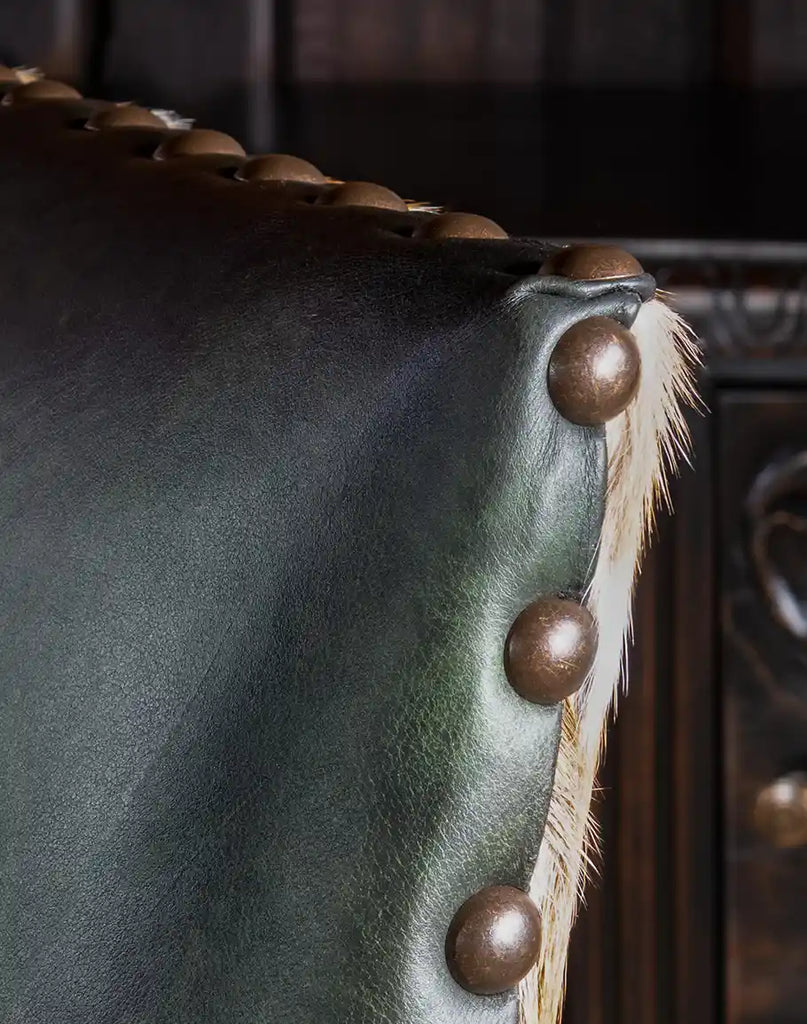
[719, 392, 807, 1024]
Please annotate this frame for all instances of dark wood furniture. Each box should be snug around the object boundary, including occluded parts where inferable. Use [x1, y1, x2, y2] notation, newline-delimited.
[568, 241, 807, 1024]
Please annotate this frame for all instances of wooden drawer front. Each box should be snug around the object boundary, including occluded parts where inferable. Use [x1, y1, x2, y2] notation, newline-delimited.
[720, 392, 807, 1024]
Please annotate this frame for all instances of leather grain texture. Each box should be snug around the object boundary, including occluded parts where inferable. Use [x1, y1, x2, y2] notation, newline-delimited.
[0, 103, 645, 1024]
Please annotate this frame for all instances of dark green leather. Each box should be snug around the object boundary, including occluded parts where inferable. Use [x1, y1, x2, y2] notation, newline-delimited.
[0, 101, 652, 1023]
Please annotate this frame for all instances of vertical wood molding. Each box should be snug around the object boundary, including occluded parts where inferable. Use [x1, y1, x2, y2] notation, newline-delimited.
[618, 547, 660, 1024]
[566, 394, 719, 1024]
[565, 550, 664, 1024]
[49, 0, 90, 82]
[565, 738, 618, 1024]
[671, 397, 718, 1024]
[246, 0, 276, 151]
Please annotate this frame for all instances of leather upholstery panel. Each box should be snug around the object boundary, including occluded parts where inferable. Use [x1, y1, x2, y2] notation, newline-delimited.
[0, 104, 638, 1024]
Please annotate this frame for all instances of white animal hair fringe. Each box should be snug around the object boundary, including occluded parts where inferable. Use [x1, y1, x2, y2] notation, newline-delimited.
[520, 295, 700, 1024]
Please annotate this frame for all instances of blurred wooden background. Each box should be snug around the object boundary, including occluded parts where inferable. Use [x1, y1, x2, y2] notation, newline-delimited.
[3, 1, 807, 146]
[6, 0, 807, 91]
[4, 1, 807, 241]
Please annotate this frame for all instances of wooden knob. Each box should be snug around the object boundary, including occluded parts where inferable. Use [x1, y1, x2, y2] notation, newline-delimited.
[754, 772, 807, 849]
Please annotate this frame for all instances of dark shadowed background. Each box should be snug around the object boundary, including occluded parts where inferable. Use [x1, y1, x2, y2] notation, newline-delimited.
[3, 1, 807, 238]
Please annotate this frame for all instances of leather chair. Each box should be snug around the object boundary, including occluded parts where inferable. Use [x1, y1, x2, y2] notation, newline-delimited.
[0, 69, 699, 1024]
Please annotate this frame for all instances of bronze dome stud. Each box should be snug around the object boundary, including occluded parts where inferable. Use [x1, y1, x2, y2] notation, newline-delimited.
[539, 243, 643, 281]
[85, 105, 166, 131]
[2, 79, 82, 106]
[445, 885, 542, 995]
[236, 153, 326, 184]
[504, 597, 597, 705]
[418, 212, 508, 240]
[153, 128, 247, 160]
[548, 316, 641, 427]
[323, 181, 408, 211]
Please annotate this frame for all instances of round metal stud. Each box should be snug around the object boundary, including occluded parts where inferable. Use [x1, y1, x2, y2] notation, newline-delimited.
[419, 212, 508, 240]
[324, 181, 408, 211]
[548, 316, 641, 426]
[153, 129, 246, 160]
[86, 104, 166, 131]
[445, 885, 542, 995]
[539, 244, 643, 281]
[505, 597, 597, 704]
[2, 79, 82, 106]
[237, 153, 326, 183]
